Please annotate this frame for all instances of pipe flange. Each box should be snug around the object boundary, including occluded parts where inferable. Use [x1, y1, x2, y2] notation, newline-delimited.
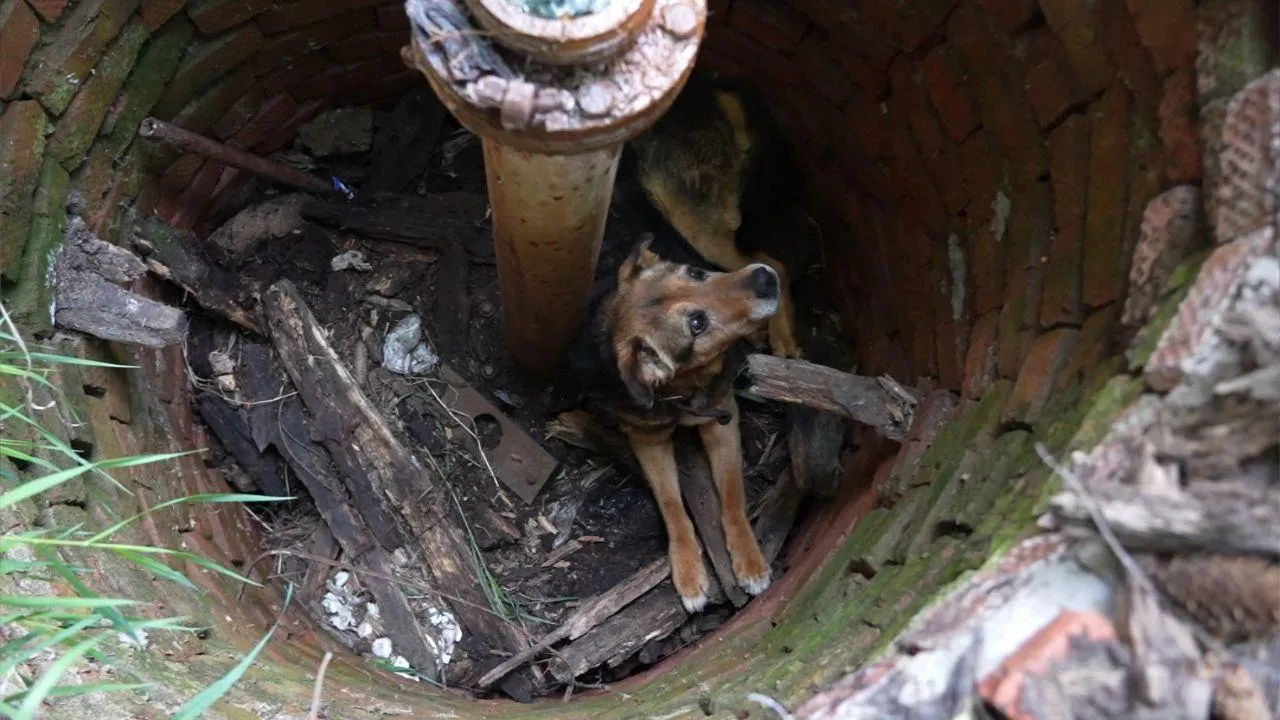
[464, 0, 654, 66]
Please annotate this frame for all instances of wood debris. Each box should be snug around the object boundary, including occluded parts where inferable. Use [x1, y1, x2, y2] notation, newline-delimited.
[745, 354, 916, 440]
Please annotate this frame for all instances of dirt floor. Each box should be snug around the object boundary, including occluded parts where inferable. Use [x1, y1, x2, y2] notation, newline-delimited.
[180, 98, 853, 694]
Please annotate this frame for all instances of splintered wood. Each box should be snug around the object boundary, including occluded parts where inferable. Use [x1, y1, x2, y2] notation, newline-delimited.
[745, 354, 916, 441]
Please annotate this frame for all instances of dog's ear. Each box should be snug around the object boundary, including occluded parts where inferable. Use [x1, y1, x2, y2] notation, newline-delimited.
[617, 338, 655, 409]
[619, 233, 659, 280]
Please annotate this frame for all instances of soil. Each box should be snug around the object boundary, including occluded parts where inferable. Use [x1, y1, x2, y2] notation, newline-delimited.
[184, 111, 854, 695]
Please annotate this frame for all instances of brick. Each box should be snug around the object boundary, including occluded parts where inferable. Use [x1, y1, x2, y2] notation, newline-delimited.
[377, 3, 407, 30]
[978, 73, 1049, 185]
[1, 0, 40, 98]
[170, 65, 257, 137]
[1061, 305, 1116, 387]
[883, 118, 950, 238]
[1004, 178, 1054, 318]
[979, 0, 1039, 34]
[100, 13, 193, 146]
[257, 96, 326, 155]
[47, 20, 150, 168]
[8, 159, 70, 336]
[1024, 29, 1086, 128]
[1121, 186, 1204, 327]
[946, 1, 1003, 83]
[231, 92, 297, 151]
[287, 53, 401, 101]
[920, 44, 979, 142]
[24, 0, 66, 22]
[334, 69, 418, 108]
[168, 158, 226, 229]
[932, 236, 968, 389]
[1036, 0, 1115, 95]
[888, 56, 968, 216]
[251, 9, 376, 75]
[153, 24, 264, 119]
[791, 30, 854, 107]
[727, 0, 806, 51]
[1040, 114, 1090, 327]
[963, 310, 999, 400]
[1213, 68, 1280, 244]
[257, 0, 384, 35]
[211, 85, 264, 140]
[23, 0, 140, 115]
[1121, 109, 1165, 300]
[158, 152, 202, 193]
[72, 139, 142, 223]
[958, 132, 1004, 314]
[1158, 69, 1203, 184]
[1198, 98, 1229, 237]
[1082, 83, 1131, 309]
[140, 0, 184, 30]
[844, 92, 893, 161]
[185, 0, 274, 35]
[378, 29, 405, 56]
[1004, 327, 1080, 424]
[1125, 0, 1197, 75]
[261, 51, 333, 96]
[1094, 0, 1160, 112]
[1195, 0, 1278, 105]
[0, 101, 49, 282]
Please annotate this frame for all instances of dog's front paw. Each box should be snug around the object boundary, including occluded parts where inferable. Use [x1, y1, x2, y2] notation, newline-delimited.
[672, 549, 710, 613]
[733, 547, 772, 597]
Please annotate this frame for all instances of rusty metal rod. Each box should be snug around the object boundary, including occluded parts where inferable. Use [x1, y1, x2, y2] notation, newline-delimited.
[138, 117, 336, 196]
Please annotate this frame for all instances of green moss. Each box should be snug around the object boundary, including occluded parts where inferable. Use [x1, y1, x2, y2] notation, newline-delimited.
[103, 15, 195, 152]
[7, 159, 69, 338]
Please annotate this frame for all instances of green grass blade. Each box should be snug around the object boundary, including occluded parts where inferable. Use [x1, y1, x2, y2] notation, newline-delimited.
[171, 584, 295, 720]
[13, 633, 108, 718]
[116, 549, 196, 591]
[0, 596, 137, 610]
[89, 493, 293, 542]
[0, 351, 137, 369]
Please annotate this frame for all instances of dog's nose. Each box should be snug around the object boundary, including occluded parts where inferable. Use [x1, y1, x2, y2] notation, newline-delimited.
[750, 266, 779, 299]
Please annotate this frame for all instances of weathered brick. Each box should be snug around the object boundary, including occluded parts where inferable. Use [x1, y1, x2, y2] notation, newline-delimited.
[1198, 98, 1229, 236]
[844, 92, 893, 161]
[1125, 0, 1197, 74]
[261, 51, 333, 96]
[100, 13, 193, 145]
[1061, 305, 1116, 386]
[1158, 69, 1203, 183]
[47, 20, 150, 168]
[1094, 0, 1161, 112]
[980, 0, 1039, 34]
[170, 65, 257, 137]
[378, 29, 405, 56]
[1005, 178, 1054, 316]
[168, 158, 226, 229]
[185, 0, 274, 35]
[0, 101, 48, 282]
[932, 236, 968, 389]
[257, 0, 384, 35]
[963, 310, 1000, 400]
[1195, 0, 1278, 105]
[1122, 186, 1204, 327]
[257, 96, 326, 155]
[1023, 28, 1086, 128]
[334, 69, 418, 108]
[727, 0, 806, 51]
[153, 24, 264, 119]
[1121, 107, 1165, 298]
[1040, 114, 1090, 327]
[947, 1, 1003, 83]
[211, 85, 265, 140]
[791, 29, 854, 107]
[980, 74, 1049, 185]
[888, 56, 968, 216]
[23, 0, 140, 115]
[1213, 68, 1280, 244]
[140, 0, 183, 30]
[883, 118, 951, 238]
[1082, 83, 1132, 309]
[1004, 328, 1080, 424]
[958, 132, 1004, 314]
[228, 92, 296, 151]
[158, 152, 202, 193]
[1036, 0, 1115, 95]
[0, 0, 40, 98]
[287, 53, 401, 101]
[920, 43, 979, 142]
[80, 143, 143, 238]
[250, 9, 377, 75]
[24, 0, 67, 22]
[377, 3, 408, 30]
[8, 159, 70, 336]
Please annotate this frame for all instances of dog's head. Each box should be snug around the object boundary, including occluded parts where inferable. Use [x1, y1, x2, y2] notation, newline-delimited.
[608, 235, 779, 409]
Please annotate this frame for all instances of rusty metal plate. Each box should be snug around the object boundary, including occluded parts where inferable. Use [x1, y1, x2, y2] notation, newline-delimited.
[437, 365, 559, 504]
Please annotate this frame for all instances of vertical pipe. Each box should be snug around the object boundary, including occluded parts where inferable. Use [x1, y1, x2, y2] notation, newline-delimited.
[482, 141, 621, 377]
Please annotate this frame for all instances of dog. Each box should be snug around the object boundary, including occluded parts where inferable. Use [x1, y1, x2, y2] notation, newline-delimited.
[568, 234, 780, 612]
[628, 69, 802, 359]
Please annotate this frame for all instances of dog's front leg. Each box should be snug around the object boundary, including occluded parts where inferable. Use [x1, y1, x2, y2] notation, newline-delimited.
[698, 396, 771, 596]
[628, 428, 710, 613]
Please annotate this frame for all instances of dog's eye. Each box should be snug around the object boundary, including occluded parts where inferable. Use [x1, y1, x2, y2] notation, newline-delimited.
[685, 266, 708, 281]
[688, 311, 709, 336]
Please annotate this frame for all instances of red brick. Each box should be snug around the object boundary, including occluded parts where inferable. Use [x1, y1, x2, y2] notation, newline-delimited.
[920, 44, 979, 142]
[319, 29, 380, 65]
[699, 27, 800, 99]
[0, 0, 40, 98]
[888, 56, 969, 216]
[1004, 178, 1054, 318]
[159, 153, 204, 193]
[250, 9, 376, 75]
[958, 132, 1004, 314]
[1036, 0, 1116, 95]
[981, 611, 1117, 716]
[185, 0, 274, 36]
[257, 0, 384, 35]
[844, 91, 892, 161]
[211, 85, 265, 140]
[884, 120, 950, 237]
[979, 0, 1039, 34]
[1082, 83, 1132, 309]
[289, 53, 403, 100]
[1159, 69, 1202, 183]
[24, 0, 140, 115]
[261, 51, 333, 95]
[47, 20, 150, 167]
[77, 143, 142, 237]
[791, 30, 855, 107]
[170, 65, 257, 136]
[334, 68, 417, 108]
[932, 237, 967, 389]
[1094, 0, 1161, 112]
[946, 1, 1004, 84]
[963, 310, 999, 400]
[24, 0, 66, 22]
[1121, 114, 1165, 290]
[1125, 0, 1197, 74]
[1062, 305, 1116, 385]
[1023, 29, 1085, 128]
[153, 24, 264, 119]
[1122, 186, 1203, 327]
[1004, 327, 1080, 423]
[727, 0, 807, 51]
[257, 96, 326, 154]
[168, 159, 226, 229]
[1040, 114, 1090, 327]
[0, 100, 48, 281]
[140, 0, 184, 30]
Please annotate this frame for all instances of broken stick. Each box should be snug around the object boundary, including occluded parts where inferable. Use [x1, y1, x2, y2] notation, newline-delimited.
[676, 442, 749, 608]
[745, 354, 916, 440]
[262, 280, 537, 691]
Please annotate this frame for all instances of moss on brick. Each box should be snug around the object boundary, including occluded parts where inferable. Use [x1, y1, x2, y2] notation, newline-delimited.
[101, 14, 195, 150]
[8, 158, 69, 338]
[1126, 249, 1210, 371]
[0, 101, 49, 283]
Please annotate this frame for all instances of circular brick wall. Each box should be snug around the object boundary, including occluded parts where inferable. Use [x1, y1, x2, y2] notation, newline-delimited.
[0, 0, 1275, 717]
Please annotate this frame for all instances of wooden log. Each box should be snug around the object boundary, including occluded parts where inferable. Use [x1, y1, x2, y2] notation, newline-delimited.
[745, 354, 916, 440]
[753, 468, 803, 564]
[364, 86, 447, 195]
[676, 442, 749, 608]
[301, 191, 496, 262]
[1047, 482, 1280, 559]
[261, 280, 536, 690]
[194, 392, 289, 498]
[786, 405, 845, 498]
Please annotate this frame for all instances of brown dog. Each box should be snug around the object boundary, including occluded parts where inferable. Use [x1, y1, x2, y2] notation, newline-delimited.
[570, 235, 778, 611]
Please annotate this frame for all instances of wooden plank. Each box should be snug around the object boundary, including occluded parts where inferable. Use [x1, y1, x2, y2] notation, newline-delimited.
[745, 354, 916, 440]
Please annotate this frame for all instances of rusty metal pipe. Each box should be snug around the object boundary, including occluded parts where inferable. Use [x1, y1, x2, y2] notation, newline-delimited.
[404, 0, 706, 377]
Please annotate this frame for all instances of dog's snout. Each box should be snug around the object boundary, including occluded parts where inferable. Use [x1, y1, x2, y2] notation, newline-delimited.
[750, 265, 779, 299]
